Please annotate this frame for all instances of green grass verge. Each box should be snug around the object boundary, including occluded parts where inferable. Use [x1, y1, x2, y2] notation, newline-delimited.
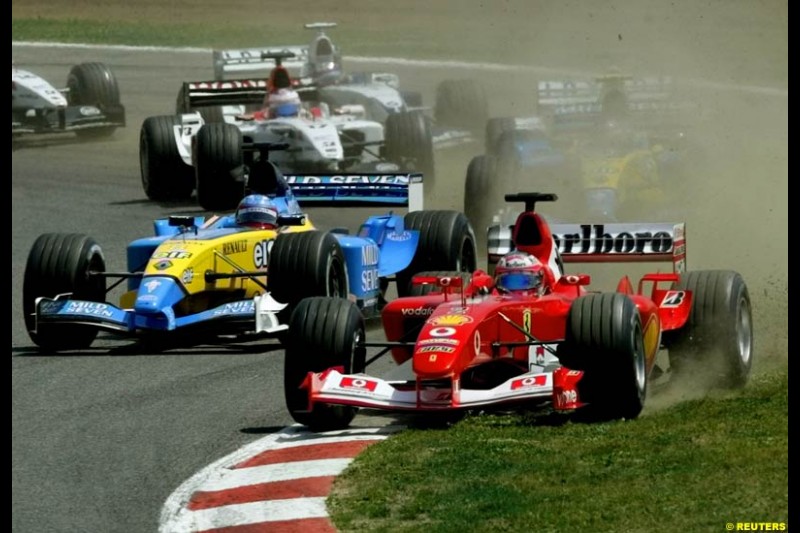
[11, 17, 512, 64]
[329, 369, 788, 532]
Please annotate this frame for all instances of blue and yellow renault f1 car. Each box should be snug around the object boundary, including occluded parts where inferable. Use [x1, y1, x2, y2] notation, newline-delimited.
[22, 173, 477, 352]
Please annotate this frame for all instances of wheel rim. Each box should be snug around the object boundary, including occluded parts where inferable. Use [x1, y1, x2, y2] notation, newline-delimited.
[736, 296, 753, 366]
[459, 237, 477, 273]
[140, 137, 151, 190]
[633, 325, 647, 393]
[351, 328, 364, 372]
[328, 258, 347, 297]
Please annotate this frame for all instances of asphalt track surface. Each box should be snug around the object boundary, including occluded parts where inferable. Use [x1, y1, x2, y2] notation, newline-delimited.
[12, 40, 786, 533]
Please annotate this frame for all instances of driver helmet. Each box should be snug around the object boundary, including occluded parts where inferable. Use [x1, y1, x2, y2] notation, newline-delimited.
[309, 36, 343, 86]
[267, 87, 301, 118]
[494, 251, 547, 293]
[235, 194, 279, 229]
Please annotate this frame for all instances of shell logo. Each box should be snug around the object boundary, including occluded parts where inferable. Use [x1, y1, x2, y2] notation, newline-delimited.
[429, 314, 473, 326]
[642, 314, 660, 359]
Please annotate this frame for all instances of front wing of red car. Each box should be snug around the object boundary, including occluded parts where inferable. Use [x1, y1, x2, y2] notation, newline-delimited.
[303, 367, 586, 412]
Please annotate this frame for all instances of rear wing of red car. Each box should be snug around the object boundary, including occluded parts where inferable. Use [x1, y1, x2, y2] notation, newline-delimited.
[284, 173, 424, 212]
[488, 222, 687, 273]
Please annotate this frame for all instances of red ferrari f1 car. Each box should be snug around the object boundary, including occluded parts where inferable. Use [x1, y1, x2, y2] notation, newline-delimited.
[284, 193, 753, 430]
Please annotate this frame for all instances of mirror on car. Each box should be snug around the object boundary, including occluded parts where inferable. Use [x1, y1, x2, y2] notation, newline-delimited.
[277, 214, 307, 226]
[168, 215, 198, 227]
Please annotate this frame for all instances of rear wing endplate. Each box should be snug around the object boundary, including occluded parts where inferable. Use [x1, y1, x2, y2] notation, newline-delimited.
[285, 173, 424, 212]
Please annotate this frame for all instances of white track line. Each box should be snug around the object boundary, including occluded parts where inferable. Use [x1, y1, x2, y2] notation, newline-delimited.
[12, 40, 787, 98]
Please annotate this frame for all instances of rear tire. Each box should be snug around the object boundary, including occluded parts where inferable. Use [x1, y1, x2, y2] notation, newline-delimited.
[23, 233, 107, 351]
[268, 231, 349, 326]
[384, 111, 435, 183]
[560, 293, 647, 420]
[175, 84, 225, 123]
[140, 115, 194, 201]
[464, 155, 499, 252]
[67, 62, 123, 139]
[665, 270, 753, 389]
[195, 123, 245, 211]
[485, 117, 517, 156]
[396, 211, 477, 297]
[434, 79, 488, 132]
[284, 297, 366, 430]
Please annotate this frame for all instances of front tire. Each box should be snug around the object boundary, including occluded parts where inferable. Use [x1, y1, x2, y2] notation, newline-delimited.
[559, 293, 647, 420]
[665, 270, 753, 389]
[195, 123, 245, 211]
[23, 233, 107, 351]
[284, 297, 366, 430]
[66, 62, 122, 139]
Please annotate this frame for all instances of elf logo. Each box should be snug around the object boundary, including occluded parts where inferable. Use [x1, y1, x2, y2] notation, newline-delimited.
[253, 239, 274, 269]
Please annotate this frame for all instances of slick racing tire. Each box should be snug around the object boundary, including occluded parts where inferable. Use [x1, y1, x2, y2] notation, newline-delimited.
[284, 297, 366, 430]
[195, 123, 245, 211]
[560, 293, 647, 421]
[66, 62, 121, 139]
[23, 233, 107, 351]
[140, 115, 195, 201]
[434, 79, 489, 132]
[384, 111, 435, 183]
[401, 90, 423, 109]
[268, 231, 349, 326]
[665, 270, 753, 389]
[485, 117, 517, 156]
[175, 84, 225, 123]
[396, 211, 477, 297]
[195, 106, 225, 124]
[407, 271, 471, 297]
[463, 155, 500, 254]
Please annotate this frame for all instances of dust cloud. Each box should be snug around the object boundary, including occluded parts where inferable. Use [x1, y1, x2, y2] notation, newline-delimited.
[431, 0, 788, 365]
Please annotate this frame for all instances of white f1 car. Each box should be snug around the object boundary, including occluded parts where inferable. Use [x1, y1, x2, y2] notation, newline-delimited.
[141, 71, 434, 211]
[208, 22, 488, 136]
[12, 62, 125, 139]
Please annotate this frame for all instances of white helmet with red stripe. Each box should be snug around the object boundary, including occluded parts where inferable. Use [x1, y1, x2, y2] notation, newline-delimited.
[494, 251, 553, 293]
